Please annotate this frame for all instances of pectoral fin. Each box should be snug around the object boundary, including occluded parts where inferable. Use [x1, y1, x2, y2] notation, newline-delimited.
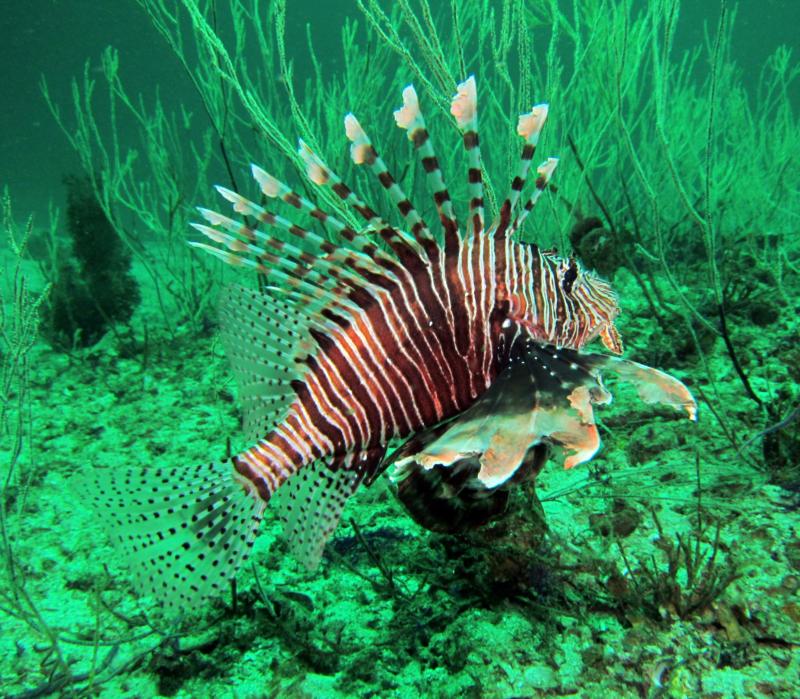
[387, 341, 696, 532]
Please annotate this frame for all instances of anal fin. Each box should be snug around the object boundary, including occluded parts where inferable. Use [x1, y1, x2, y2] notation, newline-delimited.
[273, 448, 385, 569]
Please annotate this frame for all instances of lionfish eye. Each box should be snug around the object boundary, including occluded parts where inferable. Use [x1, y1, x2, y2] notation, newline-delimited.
[562, 258, 579, 294]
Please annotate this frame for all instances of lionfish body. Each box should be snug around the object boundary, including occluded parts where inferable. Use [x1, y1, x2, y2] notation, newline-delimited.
[83, 78, 695, 610]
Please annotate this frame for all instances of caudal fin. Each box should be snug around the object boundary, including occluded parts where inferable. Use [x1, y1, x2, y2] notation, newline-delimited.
[75, 460, 267, 612]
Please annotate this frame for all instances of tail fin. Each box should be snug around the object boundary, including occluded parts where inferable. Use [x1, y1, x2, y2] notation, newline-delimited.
[75, 460, 267, 612]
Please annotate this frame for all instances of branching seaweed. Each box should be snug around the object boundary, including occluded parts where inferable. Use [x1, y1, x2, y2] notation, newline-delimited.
[615, 509, 739, 621]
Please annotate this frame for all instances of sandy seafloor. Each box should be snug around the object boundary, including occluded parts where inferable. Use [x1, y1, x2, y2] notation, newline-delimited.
[1, 234, 799, 698]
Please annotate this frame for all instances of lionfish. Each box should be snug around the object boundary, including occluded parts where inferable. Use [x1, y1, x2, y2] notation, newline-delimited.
[82, 77, 696, 610]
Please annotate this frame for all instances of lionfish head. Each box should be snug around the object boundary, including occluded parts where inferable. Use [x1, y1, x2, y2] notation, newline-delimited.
[512, 247, 624, 355]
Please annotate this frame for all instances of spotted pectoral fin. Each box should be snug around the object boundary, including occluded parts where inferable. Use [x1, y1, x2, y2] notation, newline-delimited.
[522, 382, 608, 473]
[386, 342, 697, 533]
[600, 358, 697, 421]
[386, 343, 611, 531]
[387, 409, 550, 533]
[389, 342, 559, 488]
[390, 341, 615, 485]
[520, 348, 697, 471]
[393, 408, 537, 486]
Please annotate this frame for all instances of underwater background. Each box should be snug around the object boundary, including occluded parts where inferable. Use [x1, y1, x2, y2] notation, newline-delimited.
[1, 0, 799, 697]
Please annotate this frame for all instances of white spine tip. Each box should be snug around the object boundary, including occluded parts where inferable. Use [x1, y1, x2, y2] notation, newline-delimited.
[537, 157, 559, 179]
[297, 140, 328, 185]
[517, 103, 550, 142]
[196, 207, 225, 225]
[214, 185, 237, 202]
[214, 186, 251, 214]
[251, 164, 280, 197]
[351, 145, 369, 165]
[450, 75, 477, 126]
[344, 113, 363, 142]
[189, 222, 224, 244]
[344, 113, 370, 164]
[394, 84, 420, 133]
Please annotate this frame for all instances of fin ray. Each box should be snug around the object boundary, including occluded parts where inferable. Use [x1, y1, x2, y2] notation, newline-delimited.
[497, 103, 550, 234]
[450, 76, 484, 235]
[344, 113, 437, 257]
[394, 84, 460, 252]
[273, 449, 385, 569]
[218, 285, 310, 440]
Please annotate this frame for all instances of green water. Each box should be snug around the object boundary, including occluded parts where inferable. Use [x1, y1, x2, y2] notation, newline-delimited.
[1, 1, 798, 697]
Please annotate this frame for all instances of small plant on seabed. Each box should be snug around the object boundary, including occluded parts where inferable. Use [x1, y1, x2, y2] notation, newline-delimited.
[2, 193, 196, 697]
[612, 508, 740, 622]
